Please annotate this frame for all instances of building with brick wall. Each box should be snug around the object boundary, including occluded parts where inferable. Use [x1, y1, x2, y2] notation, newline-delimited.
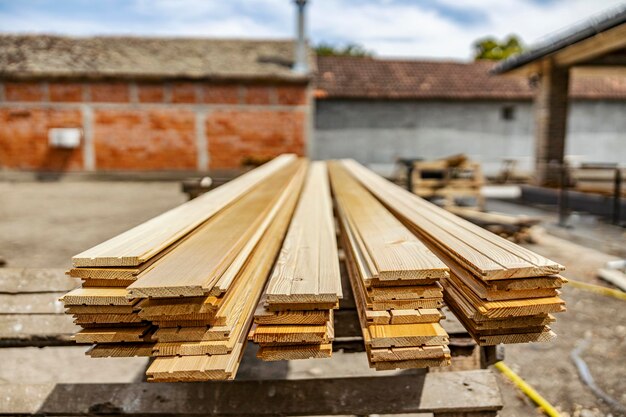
[0, 35, 313, 172]
[314, 56, 626, 176]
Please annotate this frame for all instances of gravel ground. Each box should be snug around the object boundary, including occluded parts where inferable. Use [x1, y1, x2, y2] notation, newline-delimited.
[0, 181, 624, 416]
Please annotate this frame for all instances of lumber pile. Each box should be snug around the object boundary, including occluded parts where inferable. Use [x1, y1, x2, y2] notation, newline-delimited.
[249, 162, 342, 361]
[445, 206, 540, 243]
[329, 162, 451, 370]
[61, 155, 310, 381]
[411, 154, 485, 209]
[341, 159, 567, 346]
[571, 164, 625, 197]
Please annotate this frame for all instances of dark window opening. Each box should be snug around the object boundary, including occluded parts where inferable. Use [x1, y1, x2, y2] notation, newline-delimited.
[501, 106, 515, 121]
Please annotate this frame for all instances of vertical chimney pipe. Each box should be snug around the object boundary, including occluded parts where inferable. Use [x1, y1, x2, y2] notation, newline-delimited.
[293, 0, 308, 74]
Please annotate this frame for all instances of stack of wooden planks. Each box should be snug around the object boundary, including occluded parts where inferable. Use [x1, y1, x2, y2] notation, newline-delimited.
[328, 162, 451, 370]
[61, 155, 311, 381]
[341, 159, 567, 346]
[249, 162, 342, 361]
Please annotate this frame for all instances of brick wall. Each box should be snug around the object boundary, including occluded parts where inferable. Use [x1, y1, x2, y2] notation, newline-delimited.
[0, 80, 309, 171]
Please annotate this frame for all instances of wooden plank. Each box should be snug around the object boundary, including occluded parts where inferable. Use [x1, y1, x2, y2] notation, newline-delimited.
[369, 345, 450, 362]
[329, 161, 449, 281]
[437, 249, 561, 301]
[483, 275, 566, 291]
[390, 308, 442, 324]
[81, 278, 136, 288]
[0, 370, 502, 417]
[341, 159, 564, 279]
[365, 322, 449, 348]
[0, 268, 78, 294]
[146, 161, 308, 381]
[0, 314, 79, 347]
[250, 318, 334, 346]
[74, 325, 153, 343]
[367, 284, 443, 301]
[257, 343, 332, 361]
[128, 161, 302, 298]
[343, 233, 449, 352]
[265, 301, 339, 311]
[146, 344, 244, 381]
[265, 161, 342, 304]
[73, 154, 296, 267]
[0, 370, 503, 415]
[0, 293, 66, 314]
[254, 299, 330, 325]
[73, 313, 144, 324]
[474, 329, 556, 346]
[66, 305, 138, 314]
[60, 288, 135, 306]
[87, 343, 154, 358]
[445, 274, 565, 319]
[373, 356, 451, 370]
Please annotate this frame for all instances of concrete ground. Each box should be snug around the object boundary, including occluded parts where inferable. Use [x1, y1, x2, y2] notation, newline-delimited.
[0, 180, 624, 416]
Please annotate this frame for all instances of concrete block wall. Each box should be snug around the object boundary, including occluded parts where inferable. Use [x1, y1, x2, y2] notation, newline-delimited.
[314, 99, 626, 177]
[0, 80, 309, 171]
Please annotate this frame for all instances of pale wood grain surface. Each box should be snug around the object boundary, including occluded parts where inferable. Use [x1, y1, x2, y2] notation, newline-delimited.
[74, 155, 296, 267]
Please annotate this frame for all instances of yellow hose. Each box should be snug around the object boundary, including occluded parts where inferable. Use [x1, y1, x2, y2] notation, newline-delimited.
[494, 361, 562, 417]
[567, 279, 626, 301]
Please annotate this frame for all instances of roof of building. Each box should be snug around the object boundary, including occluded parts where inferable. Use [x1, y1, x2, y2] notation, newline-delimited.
[315, 55, 626, 100]
[0, 35, 314, 82]
[493, 6, 626, 74]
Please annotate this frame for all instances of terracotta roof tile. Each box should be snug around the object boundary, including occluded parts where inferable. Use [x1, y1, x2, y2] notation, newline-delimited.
[315, 56, 626, 100]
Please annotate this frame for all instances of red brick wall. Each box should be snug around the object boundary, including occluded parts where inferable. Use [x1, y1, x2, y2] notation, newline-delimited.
[4, 82, 45, 102]
[93, 108, 197, 170]
[0, 80, 308, 171]
[206, 110, 305, 169]
[49, 83, 83, 102]
[0, 107, 84, 170]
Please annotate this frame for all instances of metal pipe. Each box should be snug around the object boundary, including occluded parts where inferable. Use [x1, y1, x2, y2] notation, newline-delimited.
[293, 0, 308, 74]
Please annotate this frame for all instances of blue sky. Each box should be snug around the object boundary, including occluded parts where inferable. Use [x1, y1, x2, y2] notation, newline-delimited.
[0, 0, 623, 59]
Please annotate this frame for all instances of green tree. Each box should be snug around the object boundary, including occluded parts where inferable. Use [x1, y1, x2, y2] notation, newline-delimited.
[473, 35, 524, 61]
[315, 42, 373, 57]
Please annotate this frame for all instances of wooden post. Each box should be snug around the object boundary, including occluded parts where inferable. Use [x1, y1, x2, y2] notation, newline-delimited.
[533, 60, 570, 187]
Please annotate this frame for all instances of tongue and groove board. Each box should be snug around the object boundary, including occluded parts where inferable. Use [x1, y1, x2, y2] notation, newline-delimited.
[251, 163, 343, 360]
[340, 159, 564, 280]
[127, 162, 301, 298]
[444, 274, 565, 319]
[341, 215, 449, 365]
[264, 161, 342, 305]
[257, 343, 332, 361]
[60, 288, 137, 306]
[254, 299, 330, 325]
[144, 160, 307, 382]
[87, 343, 154, 358]
[328, 162, 449, 281]
[437, 249, 563, 301]
[73, 154, 296, 267]
[74, 325, 154, 343]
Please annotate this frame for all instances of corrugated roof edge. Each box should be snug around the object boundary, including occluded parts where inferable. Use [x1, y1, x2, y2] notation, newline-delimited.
[492, 5, 626, 74]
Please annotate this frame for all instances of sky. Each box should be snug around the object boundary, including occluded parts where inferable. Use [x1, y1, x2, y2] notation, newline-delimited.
[0, 0, 624, 60]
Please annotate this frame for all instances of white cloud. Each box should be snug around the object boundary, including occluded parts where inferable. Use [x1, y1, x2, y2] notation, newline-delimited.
[0, 0, 623, 59]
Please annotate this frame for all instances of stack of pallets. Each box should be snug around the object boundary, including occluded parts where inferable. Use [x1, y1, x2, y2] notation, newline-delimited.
[328, 162, 451, 370]
[342, 159, 567, 346]
[61, 155, 306, 381]
[249, 162, 342, 361]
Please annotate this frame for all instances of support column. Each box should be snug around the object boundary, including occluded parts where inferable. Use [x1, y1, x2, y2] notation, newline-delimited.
[533, 61, 570, 186]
